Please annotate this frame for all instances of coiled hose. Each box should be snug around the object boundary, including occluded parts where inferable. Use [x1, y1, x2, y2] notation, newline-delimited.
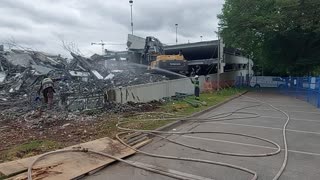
[27, 95, 290, 180]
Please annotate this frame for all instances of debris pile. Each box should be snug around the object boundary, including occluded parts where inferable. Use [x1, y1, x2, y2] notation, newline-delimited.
[104, 100, 162, 113]
[0, 48, 172, 121]
[0, 48, 173, 159]
[0, 49, 67, 96]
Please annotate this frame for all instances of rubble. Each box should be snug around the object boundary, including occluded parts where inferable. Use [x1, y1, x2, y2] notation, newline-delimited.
[0, 48, 174, 123]
[0, 72, 6, 83]
[104, 100, 162, 114]
[0, 46, 178, 163]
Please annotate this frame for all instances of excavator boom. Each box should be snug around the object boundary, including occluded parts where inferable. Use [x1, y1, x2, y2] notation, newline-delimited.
[144, 36, 188, 74]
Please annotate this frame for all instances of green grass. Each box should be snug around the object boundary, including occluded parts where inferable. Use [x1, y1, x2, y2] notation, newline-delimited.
[122, 119, 175, 131]
[121, 88, 246, 133]
[96, 113, 175, 139]
[111, 88, 245, 136]
[0, 140, 61, 178]
[96, 118, 119, 138]
[1, 140, 61, 162]
[161, 88, 245, 116]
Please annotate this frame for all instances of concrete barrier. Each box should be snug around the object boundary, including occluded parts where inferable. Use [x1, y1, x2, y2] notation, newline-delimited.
[113, 77, 194, 104]
[110, 71, 248, 104]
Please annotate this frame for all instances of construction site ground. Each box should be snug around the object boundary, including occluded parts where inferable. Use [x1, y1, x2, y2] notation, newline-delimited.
[0, 88, 242, 166]
[84, 90, 320, 180]
[0, 103, 161, 163]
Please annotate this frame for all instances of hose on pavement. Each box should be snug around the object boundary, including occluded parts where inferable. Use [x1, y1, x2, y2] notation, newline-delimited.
[114, 95, 290, 180]
[27, 94, 290, 180]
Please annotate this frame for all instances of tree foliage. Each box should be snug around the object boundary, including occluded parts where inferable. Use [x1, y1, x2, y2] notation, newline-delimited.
[218, 0, 320, 76]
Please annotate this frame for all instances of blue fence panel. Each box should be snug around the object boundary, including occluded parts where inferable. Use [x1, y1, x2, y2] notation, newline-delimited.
[282, 77, 320, 109]
[235, 76, 320, 109]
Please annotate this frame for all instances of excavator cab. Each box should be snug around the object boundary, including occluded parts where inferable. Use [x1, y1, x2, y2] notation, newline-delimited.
[143, 36, 188, 74]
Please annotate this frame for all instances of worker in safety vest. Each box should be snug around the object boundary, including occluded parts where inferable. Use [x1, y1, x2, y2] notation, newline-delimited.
[190, 75, 200, 100]
[204, 76, 213, 92]
[38, 76, 55, 109]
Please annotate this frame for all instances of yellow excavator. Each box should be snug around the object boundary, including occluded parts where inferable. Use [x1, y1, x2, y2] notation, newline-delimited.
[150, 54, 188, 73]
[143, 36, 188, 74]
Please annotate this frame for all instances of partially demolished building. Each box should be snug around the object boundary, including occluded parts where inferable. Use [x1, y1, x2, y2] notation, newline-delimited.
[0, 47, 170, 116]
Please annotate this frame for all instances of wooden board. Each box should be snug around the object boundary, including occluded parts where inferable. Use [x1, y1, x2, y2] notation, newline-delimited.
[0, 137, 151, 180]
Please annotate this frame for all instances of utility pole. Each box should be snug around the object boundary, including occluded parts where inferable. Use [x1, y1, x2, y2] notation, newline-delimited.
[91, 40, 106, 55]
[247, 56, 250, 86]
[175, 24, 178, 44]
[217, 28, 221, 91]
[129, 0, 134, 35]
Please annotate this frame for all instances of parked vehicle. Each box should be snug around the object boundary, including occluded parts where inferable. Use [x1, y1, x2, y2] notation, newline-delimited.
[250, 76, 286, 88]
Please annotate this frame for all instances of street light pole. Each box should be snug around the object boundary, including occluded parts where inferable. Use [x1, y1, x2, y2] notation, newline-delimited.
[175, 24, 178, 44]
[247, 56, 250, 86]
[217, 28, 221, 91]
[200, 36, 203, 42]
[129, 0, 133, 35]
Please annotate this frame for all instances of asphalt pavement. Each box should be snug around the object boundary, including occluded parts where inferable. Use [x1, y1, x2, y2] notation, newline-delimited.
[84, 90, 320, 180]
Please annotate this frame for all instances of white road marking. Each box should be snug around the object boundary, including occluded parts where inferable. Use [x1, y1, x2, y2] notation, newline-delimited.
[228, 102, 312, 109]
[216, 106, 320, 114]
[259, 115, 320, 123]
[245, 108, 320, 114]
[182, 135, 320, 157]
[203, 121, 320, 135]
[271, 104, 315, 108]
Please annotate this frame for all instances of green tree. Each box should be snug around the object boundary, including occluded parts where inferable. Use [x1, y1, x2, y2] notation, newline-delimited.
[218, 0, 320, 76]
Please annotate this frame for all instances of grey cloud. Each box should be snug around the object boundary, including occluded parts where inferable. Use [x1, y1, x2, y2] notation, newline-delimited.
[0, 16, 31, 30]
[1, 0, 86, 28]
[0, 0, 224, 56]
[120, 0, 223, 41]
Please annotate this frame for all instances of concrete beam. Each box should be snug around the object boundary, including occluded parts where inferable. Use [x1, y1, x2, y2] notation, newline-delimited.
[187, 58, 218, 65]
[164, 40, 219, 61]
[164, 40, 219, 51]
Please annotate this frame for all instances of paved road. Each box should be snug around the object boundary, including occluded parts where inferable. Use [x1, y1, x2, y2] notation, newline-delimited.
[84, 90, 320, 180]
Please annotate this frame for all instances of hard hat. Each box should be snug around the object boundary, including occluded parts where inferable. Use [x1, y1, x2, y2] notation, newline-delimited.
[195, 75, 199, 78]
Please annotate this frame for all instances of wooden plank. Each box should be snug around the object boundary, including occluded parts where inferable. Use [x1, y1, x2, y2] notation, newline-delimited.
[0, 137, 151, 180]
[73, 139, 151, 180]
[0, 138, 120, 176]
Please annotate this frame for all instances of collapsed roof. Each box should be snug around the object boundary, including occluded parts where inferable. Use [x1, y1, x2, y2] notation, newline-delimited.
[0, 49, 171, 112]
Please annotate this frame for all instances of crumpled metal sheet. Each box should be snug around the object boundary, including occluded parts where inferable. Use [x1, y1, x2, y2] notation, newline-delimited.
[69, 71, 90, 77]
[31, 64, 53, 75]
[104, 73, 115, 80]
[4, 53, 35, 67]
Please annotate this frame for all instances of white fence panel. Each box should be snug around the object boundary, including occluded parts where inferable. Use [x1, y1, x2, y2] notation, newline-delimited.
[112, 71, 248, 104]
[114, 78, 194, 103]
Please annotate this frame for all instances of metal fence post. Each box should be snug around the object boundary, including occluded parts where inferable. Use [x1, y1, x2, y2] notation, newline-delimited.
[285, 77, 289, 96]
[317, 77, 320, 108]
[295, 77, 298, 98]
[307, 76, 311, 102]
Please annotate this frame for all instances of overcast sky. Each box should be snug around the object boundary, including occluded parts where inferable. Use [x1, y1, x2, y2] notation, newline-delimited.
[0, 0, 224, 57]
